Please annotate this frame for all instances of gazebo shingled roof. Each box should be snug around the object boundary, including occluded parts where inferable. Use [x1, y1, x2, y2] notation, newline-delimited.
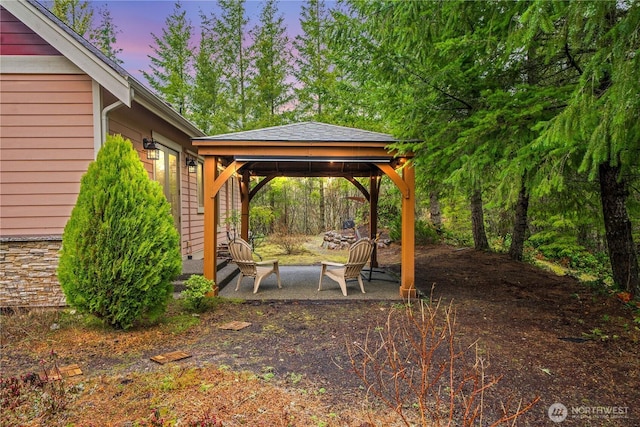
[192, 122, 417, 298]
[192, 121, 398, 142]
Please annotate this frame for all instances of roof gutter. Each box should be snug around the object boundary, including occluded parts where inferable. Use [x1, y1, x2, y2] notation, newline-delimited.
[101, 100, 124, 145]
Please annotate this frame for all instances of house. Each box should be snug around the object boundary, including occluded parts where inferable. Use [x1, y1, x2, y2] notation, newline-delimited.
[0, 0, 238, 307]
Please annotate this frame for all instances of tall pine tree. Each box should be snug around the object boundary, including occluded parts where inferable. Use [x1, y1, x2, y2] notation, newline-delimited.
[49, 1, 122, 65]
[248, 0, 293, 128]
[191, 9, 228, 134]
[215, 0, 251, 130]
[520, 0, 640, 295]
[293, 0, 336, 121]
[143, 1, 193, 114]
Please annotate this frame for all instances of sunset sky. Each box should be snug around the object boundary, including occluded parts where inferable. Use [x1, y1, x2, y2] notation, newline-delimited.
[93, 0, 313, 82]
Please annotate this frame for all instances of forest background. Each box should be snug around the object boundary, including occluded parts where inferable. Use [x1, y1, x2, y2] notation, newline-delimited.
[49, 0, 639, 297]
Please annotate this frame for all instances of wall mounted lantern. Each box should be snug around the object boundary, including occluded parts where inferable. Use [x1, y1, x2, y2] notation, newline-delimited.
[142, 138, 160, 160]
[186, 156, 197, 174]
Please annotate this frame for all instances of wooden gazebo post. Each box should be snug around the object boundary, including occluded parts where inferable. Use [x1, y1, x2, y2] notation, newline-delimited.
[400, 162, 416, 299]
[202, 160, 247, 294]
[240, 171, 250, 241]
[203, 156, 218, 292]
[369, 173, 380, 268]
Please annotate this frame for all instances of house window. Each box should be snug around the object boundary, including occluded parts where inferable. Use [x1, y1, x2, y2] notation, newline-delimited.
[197, 160, 204, 212]
[153, 147, 181, 230]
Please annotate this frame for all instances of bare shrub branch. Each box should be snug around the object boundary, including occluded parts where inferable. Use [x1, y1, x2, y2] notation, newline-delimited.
[347, 299, 539, 426]
[270, 225, 306, 254]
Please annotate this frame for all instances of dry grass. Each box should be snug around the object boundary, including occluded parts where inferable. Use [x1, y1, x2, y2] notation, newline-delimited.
[2, 361, 409, 426]
[1, 301, 408, 427]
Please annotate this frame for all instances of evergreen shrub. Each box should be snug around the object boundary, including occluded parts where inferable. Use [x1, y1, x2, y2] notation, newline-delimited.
[58, 134, 181, 329]
[182, 275, 215, 312]
[528, 230, 611, 279]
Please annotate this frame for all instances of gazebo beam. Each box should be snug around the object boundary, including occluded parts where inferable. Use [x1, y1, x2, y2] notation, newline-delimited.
[210, 160, 247, 197]
[374, 163, 409, 199]
[249, 174, 277, 201]
[344, 176, 370, 202]
[374, 162, 416, 297]
[197, 146, 392, 158]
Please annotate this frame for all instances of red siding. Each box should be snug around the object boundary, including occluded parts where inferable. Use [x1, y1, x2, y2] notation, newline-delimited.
[0, 7, 61, 56]
[0, 74, 94, 236]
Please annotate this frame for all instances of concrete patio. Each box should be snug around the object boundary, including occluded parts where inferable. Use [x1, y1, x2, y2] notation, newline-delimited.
[177, 257, 403, 301]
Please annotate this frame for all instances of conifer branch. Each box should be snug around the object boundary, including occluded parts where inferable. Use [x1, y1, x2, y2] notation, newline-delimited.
[392, 55, 474, 111]
[564, 43, 582, 75]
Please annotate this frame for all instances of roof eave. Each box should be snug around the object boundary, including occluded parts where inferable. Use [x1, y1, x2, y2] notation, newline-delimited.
[130, 81, 206, 138]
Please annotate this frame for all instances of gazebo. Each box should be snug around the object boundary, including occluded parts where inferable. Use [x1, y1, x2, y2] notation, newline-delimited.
[192, 122, 416, 298]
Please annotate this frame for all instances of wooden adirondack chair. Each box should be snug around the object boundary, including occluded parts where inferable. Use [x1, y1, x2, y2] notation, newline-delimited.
[318, 238, 373, 296]
[229, 238, 281, 293]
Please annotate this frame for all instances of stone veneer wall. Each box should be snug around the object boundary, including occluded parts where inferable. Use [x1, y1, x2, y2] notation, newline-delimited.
[0, 236, 66, 307]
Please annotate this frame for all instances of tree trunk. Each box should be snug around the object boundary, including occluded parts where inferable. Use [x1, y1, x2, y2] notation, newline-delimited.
[470, 188, 490, 250]
[303, 179, 310, 234]
[269, 192, 275, 234]
[319, 180, 326, 231]
[509, 180, 529, 261]
[429, 190, 442, 233]
[598, 163, 639, 296]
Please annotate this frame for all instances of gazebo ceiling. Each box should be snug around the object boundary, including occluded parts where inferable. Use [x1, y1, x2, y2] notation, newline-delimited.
[235, 156, 403, 177]
[192, 121, 411, 178]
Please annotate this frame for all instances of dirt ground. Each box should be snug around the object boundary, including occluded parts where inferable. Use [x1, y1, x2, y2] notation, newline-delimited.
[2, 244, 639, 426]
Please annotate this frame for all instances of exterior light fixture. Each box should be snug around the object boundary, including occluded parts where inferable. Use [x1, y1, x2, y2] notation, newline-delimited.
[143, 137, 160, 160]
[186, 156, 197, 174]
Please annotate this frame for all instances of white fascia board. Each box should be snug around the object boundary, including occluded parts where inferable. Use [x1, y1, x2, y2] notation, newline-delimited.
[0, 55, 82, 73]
[4, 0, 132, 106]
